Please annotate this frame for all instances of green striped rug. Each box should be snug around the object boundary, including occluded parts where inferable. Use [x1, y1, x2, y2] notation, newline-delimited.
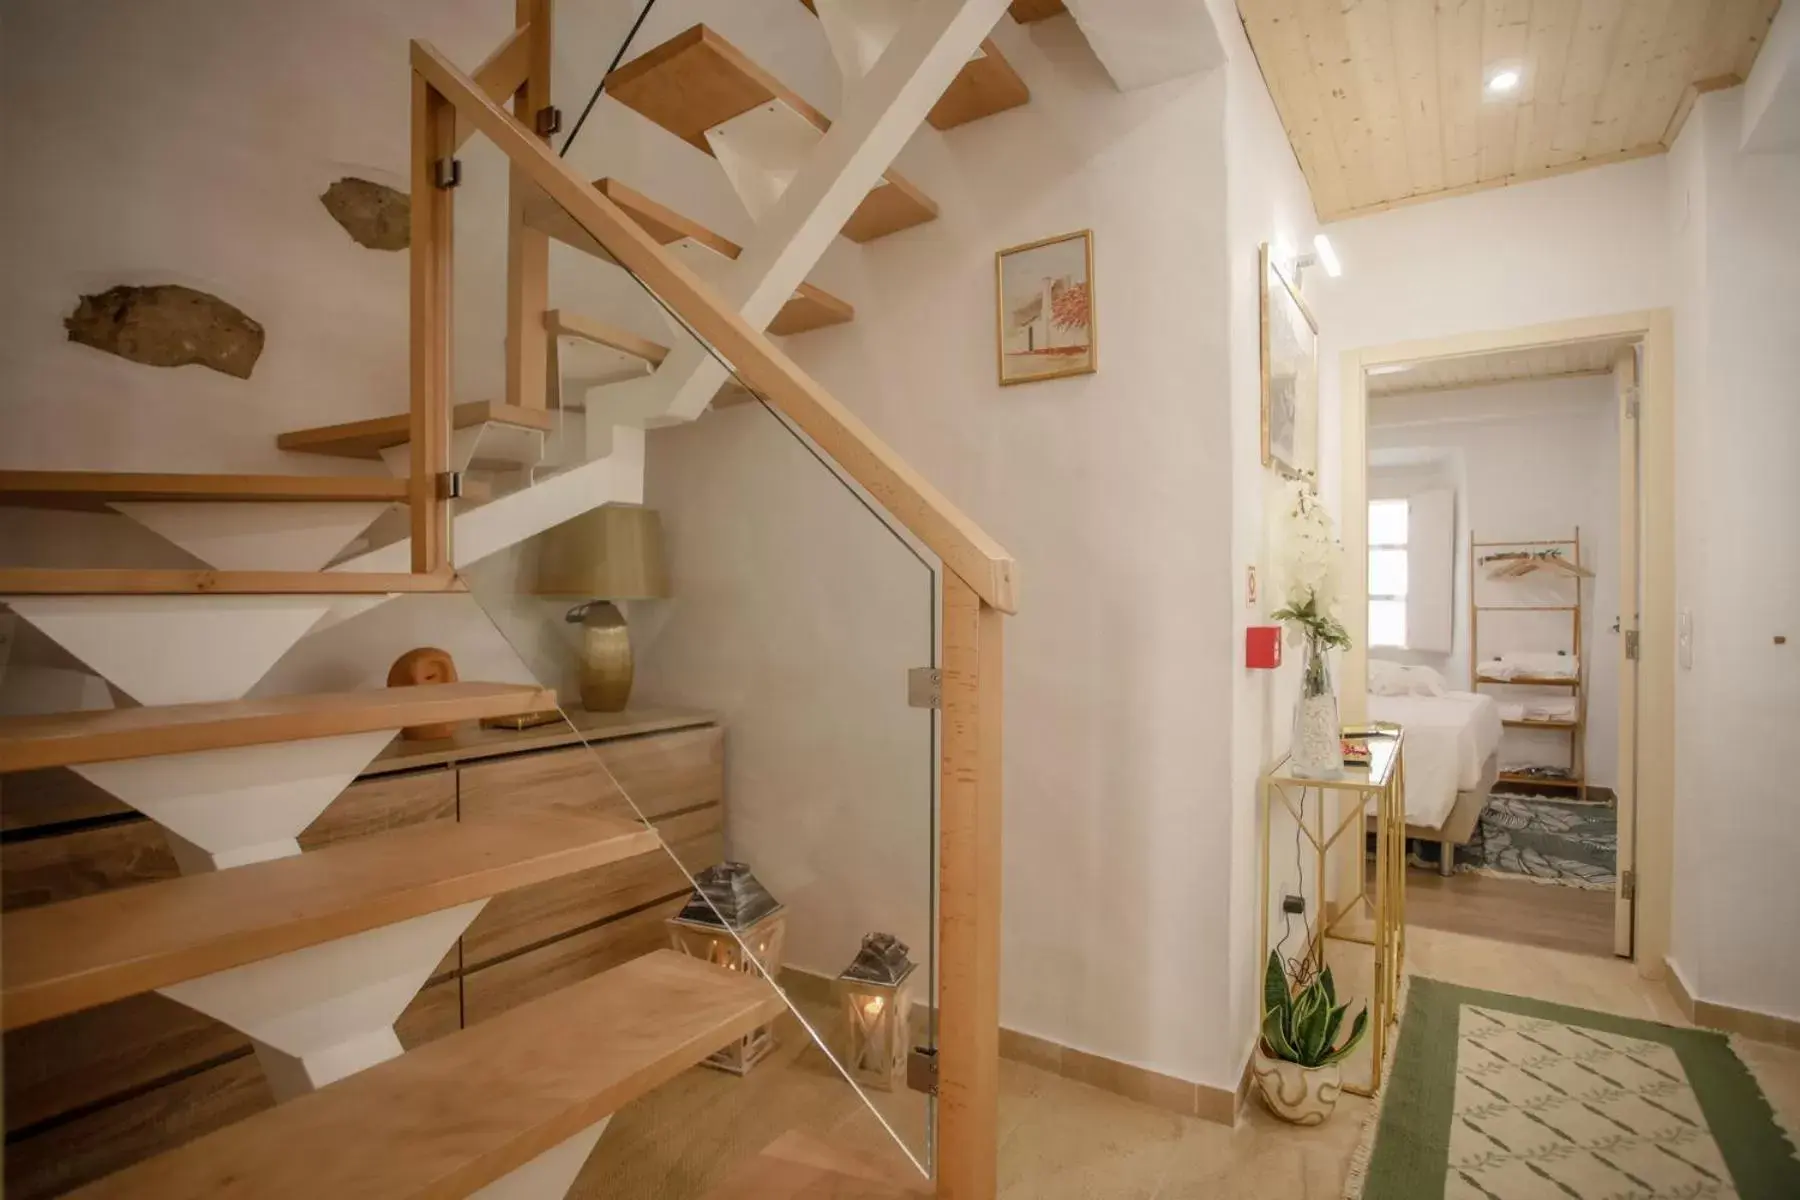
[1347, 977, 1800, 1199]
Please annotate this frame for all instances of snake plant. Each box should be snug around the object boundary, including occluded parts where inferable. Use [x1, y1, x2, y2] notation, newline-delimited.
[1261, 952, 1368, 1069]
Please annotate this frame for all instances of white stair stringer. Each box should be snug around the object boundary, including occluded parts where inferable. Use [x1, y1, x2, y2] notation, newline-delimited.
[73, 730, 396, 872]
[375, 421, 548, 478]
[1, 596, 338, 705]
[469, 1122, 614, 1200]
[159, 901, 484, 1102]
[110, 502, 394, 572]
[706, 100, 893, 226]
[327, 424, 645, 609]
[632, 0, 1013, 425]
[812, 0, 990, 81]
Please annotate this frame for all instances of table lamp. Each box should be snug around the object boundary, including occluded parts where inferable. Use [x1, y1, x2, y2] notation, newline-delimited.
[532, 504, 669, 712]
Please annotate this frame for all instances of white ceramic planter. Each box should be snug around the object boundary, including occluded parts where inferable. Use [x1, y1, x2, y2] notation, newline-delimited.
[1252, 1046, 1342, 1126]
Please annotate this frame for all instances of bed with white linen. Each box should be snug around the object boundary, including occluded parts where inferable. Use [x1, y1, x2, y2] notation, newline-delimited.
[1366, 663, 1504, 874]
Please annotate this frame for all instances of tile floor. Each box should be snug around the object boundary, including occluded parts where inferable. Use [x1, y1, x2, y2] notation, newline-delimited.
[992, 926, 1800, 1199]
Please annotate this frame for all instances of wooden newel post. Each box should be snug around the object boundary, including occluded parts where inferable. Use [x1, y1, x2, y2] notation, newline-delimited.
[937, 572, 1003, 1199]
[408, 73, 454, 576]
[505, 0, 554, 411]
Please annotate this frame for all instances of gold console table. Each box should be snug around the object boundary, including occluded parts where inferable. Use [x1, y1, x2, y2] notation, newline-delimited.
[1259, 728, 1406, 1096]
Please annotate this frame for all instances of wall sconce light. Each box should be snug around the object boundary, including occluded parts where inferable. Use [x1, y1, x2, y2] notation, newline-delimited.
[835, 933, 918, 1092]
[1292, 233, 1343, 281]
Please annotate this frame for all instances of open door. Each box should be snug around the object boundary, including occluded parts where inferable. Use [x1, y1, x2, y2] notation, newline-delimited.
[1614, 348, 1640, 958]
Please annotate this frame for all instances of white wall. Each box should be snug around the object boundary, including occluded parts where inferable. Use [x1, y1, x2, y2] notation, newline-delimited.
[634, 8, 1260, 1090]
[1213, 0, 1324, 1088]
[1309, 156, 1673, 511]
[1369, 377, 1621, 789]
[1312, 89, 1798, 1024]
[1665, 90, 1800, 1023]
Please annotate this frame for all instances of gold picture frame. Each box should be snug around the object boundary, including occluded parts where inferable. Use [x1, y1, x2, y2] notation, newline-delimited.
[1260, 242, 1319, 473]
[995, 229, 1096, 386]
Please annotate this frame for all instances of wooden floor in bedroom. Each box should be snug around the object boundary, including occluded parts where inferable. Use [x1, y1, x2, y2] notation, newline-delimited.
[1392, 864, 1618, 959]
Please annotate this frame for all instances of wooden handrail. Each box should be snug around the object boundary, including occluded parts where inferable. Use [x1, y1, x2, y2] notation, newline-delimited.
[410, 40, 1018, 614]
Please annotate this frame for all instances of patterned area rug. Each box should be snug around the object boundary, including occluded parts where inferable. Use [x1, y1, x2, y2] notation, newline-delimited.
[1347, 978, 1800, 1199]
[1409, 793, 1618, 889]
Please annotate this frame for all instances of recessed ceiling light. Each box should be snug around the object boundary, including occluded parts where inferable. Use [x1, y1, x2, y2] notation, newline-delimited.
[1487, 69, 1520, 94]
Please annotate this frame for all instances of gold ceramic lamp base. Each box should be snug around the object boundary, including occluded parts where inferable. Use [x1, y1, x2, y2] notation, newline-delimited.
[567, 600, 633, 712]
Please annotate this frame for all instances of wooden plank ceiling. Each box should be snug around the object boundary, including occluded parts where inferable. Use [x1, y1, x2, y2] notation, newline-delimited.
[1368, 335, 1633, 396]
[1238, 0, 1784, 221]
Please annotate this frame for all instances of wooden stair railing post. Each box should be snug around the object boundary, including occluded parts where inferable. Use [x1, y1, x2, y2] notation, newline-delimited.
[505, 0, 554, 413]
[409, 71, 455, 576]
[938, 571, 1003, 1200]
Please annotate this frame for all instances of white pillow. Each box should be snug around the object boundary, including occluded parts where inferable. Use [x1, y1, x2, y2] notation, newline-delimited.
[1369, 661, 1446, 697]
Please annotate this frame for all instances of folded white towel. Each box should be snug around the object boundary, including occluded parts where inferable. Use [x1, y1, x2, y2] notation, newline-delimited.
[1478, 651, 1579, 680]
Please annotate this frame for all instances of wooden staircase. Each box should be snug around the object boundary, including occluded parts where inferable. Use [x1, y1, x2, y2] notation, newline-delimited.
[603, 25, 939, 244]
[275, 401, 553, 462]
[796, 1, 1029, 131]
[526, 179, 856, 337]
[2, 810, 654, 1030]
[0, 682, 553, 771]
[64, 951, 785, 1200]
[0, 2, 1023, 1193]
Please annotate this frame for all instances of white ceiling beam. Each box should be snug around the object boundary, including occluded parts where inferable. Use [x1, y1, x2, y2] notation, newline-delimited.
[1063, 0, 1226, 92]
[1743, 0, 1800, 152]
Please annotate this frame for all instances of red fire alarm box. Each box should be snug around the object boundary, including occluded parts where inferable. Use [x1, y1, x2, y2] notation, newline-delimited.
[1246, 625, 1283, 669]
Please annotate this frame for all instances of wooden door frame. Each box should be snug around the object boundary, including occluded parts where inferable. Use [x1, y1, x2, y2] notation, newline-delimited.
[1612, 348, 1640, 958]
[1337, 309, 1675, 979]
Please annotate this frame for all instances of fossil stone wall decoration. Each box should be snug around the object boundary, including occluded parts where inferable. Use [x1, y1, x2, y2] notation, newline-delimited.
[64, 285, 265, 379]
[320, 177, 410, 251]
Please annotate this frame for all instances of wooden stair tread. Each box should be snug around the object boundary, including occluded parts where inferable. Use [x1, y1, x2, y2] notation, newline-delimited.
[1009, 0, 1067, 21]
[703, 1131, 932, 1199]
[276, 402, 553, 461]
[530, 180, 855, 336]
[0, 471, 408, 510]
[0, 568, 465, 596]
[68, 950, 785, 1200]
[599, 179, 854, 336]
[3, 810, 658, 1032]
[546, 309, 671, 366]
[0, 682, 554, 773]
[603, 25, 938, 242]
[797, 2, 1029, 131]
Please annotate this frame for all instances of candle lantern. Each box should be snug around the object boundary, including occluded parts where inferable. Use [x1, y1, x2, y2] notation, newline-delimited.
[665, 862, 786, 1075]
[835, 932, 918, 1092]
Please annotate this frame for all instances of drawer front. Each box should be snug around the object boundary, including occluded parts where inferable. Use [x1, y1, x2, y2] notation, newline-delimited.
[301, 766, 455, 850]
[463, 896, 686, 1025]
[462, 806, 723, 967]
[459, 725, 722, 823]
[459, 745, 631, 821]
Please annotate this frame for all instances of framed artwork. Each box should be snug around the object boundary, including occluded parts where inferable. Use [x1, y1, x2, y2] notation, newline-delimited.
[1260, 242, 1318, 473]
[995, 230, 1096, 386]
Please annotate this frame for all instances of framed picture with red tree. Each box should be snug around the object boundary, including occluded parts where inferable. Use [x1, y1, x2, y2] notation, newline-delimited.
[995, 229, 1096, 386]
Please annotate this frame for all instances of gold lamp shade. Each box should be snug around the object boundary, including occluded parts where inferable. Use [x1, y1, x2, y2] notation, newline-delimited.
[533, 505, 669, 712]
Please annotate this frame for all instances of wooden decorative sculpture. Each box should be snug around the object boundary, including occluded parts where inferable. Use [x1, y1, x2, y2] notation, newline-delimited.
[386, 647, 459, 740]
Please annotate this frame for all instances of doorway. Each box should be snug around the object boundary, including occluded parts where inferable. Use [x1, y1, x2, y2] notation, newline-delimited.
[1337, 312, 1674, 974]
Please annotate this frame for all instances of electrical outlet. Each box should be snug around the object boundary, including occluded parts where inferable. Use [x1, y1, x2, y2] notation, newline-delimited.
[1678, 609, 1694, 670]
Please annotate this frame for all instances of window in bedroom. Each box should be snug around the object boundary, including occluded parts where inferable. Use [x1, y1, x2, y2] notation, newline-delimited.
[1369, 499, 1409, 648]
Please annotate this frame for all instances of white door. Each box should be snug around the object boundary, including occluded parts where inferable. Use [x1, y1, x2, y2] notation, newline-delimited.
[1614, 348, 1640, 958]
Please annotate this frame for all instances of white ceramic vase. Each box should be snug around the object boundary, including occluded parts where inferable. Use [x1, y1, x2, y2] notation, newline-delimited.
[1287, 634, 1341, 778]
[1252, 1047, 1342, 1126]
